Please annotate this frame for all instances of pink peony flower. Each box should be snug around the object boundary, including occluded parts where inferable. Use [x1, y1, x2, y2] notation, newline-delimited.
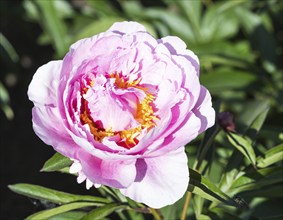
[28, 21, 215, 208]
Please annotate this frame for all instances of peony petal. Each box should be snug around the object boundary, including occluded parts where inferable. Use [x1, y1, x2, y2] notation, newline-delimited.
[160, 36, 200, 76]
[69, 160, 82, 174]
[32, 106, 79, 159]
[108, 21, 146, 35]
[86, 179, 93, 190]
[28, 61, 62, 107]
[78, 150, 137, 188]
[192, 85, 215, 132]
[152, 86, 215, 156]
[120, 147, 189, 208]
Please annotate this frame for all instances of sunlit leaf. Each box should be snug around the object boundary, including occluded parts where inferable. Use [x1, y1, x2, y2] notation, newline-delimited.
[229, 166, 283, 194]
[201, 1, 245, 42]
[86, 0, 120, 17]
[49, 211, 86, 220]
[189, 169, 236, 206]
[41, 153, 72, 172]
[72, 18, 123, 43]
[198, 214, 212, 220]
[247, 106, 269, 140]
[126, 209, 145, 220]
[237, 100, 270, 133]
[217, 151, 244, 194]
[8, 183, 109, 205]
[34, 0, 69, 57]
[200, 68, 257, 94]
[175, 1, 202, 40]
[81, 203, 127, 220]
[124, 7, 196, 43]
[210, 207, 241, 220]
[257, 143, 283, 168]
[227, 132, 256, 166]
[26, 202, 95, 220]
[195, 41, 255, 63]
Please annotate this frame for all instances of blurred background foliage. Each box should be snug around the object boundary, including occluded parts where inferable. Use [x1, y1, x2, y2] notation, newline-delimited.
[1, 0, 282, 219]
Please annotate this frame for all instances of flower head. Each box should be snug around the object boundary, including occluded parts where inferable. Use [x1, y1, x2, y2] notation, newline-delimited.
[28, 21, 215, 208]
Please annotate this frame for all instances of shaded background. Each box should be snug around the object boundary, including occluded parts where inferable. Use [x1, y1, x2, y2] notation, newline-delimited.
[1, 0, 282, 219]
[0, 1, 93, 219]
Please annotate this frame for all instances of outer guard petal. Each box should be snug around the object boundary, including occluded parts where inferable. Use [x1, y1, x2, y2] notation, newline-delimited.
[120, 147, 189, 208]
[29, 61, 80, 159]
[109, 21, 147, 35]
[32, 107, 79, 159]
[78, 150, 137, 188]
[28, 61, 62, 107]
[160, 36, 200, 76]
[152, 86, 215, 156]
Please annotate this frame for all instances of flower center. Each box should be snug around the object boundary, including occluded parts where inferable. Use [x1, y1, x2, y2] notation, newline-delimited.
[79, 72, 157, 149]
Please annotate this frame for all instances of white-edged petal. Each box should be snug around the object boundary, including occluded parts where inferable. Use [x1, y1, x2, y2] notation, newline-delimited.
[120, 147, 189, 208]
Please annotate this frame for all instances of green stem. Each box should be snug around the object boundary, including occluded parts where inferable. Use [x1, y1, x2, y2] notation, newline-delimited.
[150, 208, 163, 220]
[181, 191, 192, 220]
[195, 126, 220, 170]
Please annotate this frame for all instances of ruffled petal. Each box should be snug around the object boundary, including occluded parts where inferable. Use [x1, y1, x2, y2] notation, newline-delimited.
[152, 86, 215, 156]
[78, 150, 137, 188]
[109, 21, 146, 35]
[120, 147, 189, 208]
[32, 106, 79, 158]
[28, 61, 62, 107]
[160, 36, 200, 76]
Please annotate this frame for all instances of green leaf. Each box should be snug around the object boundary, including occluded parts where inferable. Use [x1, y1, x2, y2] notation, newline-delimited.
[198, 214, 212, 220]
[194, 124, 220, 171]
[49, 211, 86, 220]
[235, 6, 263, 33]
[248, 107, 269, 134]
[81, 203, 127, 220]
[246, 106, 270, 140]
[256, 143, 283, 168]
[217, 151, 244, 194]
[200, 54, 250, 69]
[227, 132, 256, 166]
[34, 0, 69, 57]
[86, 0, 120, 17]
[195, 41, 255, 64]
[229, 166, 283, 195]
[41, 153, 72, 172]
[210, 207, 241, 220]
[0, 81, 14, 120]
[189, 184, 220, 204]
[239, 184, 283, 198]
[124, 7, 195, 43]
[0, 33, 19, 62]
[201, 1, 244, 42]
[126, 209, 145, 220]
[188, 169, 236, 206]
[200, 68, 257, 94]
[175, 1, 202, 40]
[237, 100, 270, 133]
[72, 18, 124, 43]
[231, 174, 283, 196]
[26, 202, 95, 220]
[8, 183, 109, 205]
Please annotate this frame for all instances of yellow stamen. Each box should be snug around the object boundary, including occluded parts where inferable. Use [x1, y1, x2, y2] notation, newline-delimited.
[80, 74, 158, 149]
[135, 93, 158, 130]
[80, 98, 114, 142]
[110, 72, 141, 89]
